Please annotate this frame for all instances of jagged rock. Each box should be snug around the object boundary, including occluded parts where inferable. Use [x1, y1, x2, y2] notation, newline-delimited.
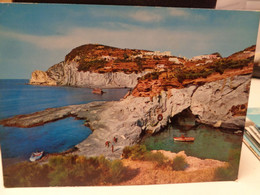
[1, 74, 251, 159]
[190, 75, 251, 129]
[6, 43, 255, 159]
[34, 60, 147, 88]
[46, 62, 65, 85]
[29, 70, 57, 86]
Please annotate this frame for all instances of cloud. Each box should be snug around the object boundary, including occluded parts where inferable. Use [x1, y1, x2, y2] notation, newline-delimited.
[0, 26, 209, 53]
[91, 8, 164, 23]
[167, 8, 206, 21]
[0, 23, 248, 59]
[168, 9, 191, 18]
[127, 10, 163, 22]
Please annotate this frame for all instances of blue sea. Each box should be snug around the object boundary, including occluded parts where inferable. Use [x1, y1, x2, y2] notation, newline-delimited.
[0, 79, 244, 164]
[0, 79, 128, 162]
[247, 107, 260, 127]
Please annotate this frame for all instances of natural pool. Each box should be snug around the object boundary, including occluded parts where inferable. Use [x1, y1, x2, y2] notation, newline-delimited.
[141, 124, 243, 162]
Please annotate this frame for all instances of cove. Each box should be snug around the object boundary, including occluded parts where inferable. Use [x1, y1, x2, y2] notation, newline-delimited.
[141, 124, 243, 162]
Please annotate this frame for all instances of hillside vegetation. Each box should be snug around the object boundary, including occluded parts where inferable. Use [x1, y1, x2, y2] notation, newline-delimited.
[63, 43, 255, 97]
[3, 145, 240, 187]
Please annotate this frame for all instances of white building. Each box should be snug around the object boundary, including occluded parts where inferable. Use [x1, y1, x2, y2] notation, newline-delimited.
[144, 51, 171, 57]
[169, 57, 181, 64]
[130, 54, 143, 59]
[191, 54, 219, 61]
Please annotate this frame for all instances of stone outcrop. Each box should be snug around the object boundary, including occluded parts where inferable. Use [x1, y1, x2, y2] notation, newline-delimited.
[190, 75, 251, 129]
[8, 44, 255, 159]
[31, 61, 147, 88]
[46, 61, 146, 88]
[29, 70, 57, 86]
[1, 74, 251, 159]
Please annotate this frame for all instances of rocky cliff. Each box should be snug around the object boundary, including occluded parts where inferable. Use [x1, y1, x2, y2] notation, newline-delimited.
[6, 44, 254, 159]
[29, 70, 57, 86]
[30, 61, 147, 88]
[46, 61, 147, 88]
[29, 44, 255, 91]
[1, 74, 251, 159]
[29, 44, 157, 88]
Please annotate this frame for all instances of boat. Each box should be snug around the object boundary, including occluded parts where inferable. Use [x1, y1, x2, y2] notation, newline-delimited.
[173, 135, 195, 142]
[92, 88, 104, 95]
[29, 151, 44, 162]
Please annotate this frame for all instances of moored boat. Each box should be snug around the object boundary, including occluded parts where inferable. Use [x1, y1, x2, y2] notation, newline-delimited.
[29, 151, 44, 162]
[92, 88, 104, 95]
[173, 135, 195, 142]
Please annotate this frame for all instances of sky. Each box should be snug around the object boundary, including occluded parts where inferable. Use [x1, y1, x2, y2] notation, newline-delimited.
[0, 4, 259, 79]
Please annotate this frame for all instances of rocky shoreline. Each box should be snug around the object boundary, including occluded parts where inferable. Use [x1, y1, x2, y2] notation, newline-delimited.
[0, 74, 250, 160]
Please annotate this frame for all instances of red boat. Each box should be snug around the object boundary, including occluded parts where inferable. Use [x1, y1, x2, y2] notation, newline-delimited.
[92, 88, 104, 95]
[173, 135, 195, 142]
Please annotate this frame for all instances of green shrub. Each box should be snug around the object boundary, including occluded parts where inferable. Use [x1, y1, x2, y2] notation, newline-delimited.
[4, 162, 50, 187]
[109, 160, 126, 184]
[122, 144, 147, 160]
[175, 69, 214, 83]
[214, 165, 238, 181]
[4, 154, 128, 187]
[140, 72, 161, 81]
[123, 144, 147, 160]
[122, 145, 168, 167]
[135, 57, 144, 71]
[143, 151, 167, 167]
[78, 59, 107, 72]
[214, 148, 241, 181]
[172, 155, 188, 171]
[210, 58, 251, 75]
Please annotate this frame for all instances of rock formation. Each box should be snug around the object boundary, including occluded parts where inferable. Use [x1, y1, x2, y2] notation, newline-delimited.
[46, 61, 147, 88]
[29, 44, 157, 88]
[29, 70, 57, 86]
[0, 74, 251, 159]
[3, 44, 255, 159]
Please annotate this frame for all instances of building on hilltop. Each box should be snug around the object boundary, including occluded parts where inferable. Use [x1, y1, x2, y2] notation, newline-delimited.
[169, 57, 181, 64]
[191, 54, 220, 61]
[144, 51, 171, 57]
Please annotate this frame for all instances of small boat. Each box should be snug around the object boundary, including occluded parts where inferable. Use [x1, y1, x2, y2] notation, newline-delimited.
[173, 135, 195, 142]
[92, 88, 104, 95]
[29, 151, 44, 162]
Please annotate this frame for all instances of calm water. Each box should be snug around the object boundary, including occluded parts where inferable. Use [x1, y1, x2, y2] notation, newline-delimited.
[0, 79, 243, 163]
[0, 79, 128, 161]
[141, 124, 243, 162]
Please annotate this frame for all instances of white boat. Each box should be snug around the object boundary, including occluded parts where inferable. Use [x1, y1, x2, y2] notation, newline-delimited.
[29, 151, 44, 162]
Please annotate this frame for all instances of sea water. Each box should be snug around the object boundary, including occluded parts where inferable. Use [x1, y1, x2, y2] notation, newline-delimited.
[0, 79, 128, 162]
[247, 107, 260, 127]
[0, 80, 244, 163]
[141, 124, 243, 162]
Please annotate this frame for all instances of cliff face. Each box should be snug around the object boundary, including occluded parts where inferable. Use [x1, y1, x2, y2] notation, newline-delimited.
[45, 61, 147, 88]
[29, 61, 147, 88]
[22, 44, 254, 158]
[30, 43, 156, 88]
[1, 74, 251, 159]
[90, 74, 250, 136]
[74, 74, 250, 158]
[29, 43, 255, 90]
[29, 70, 57, 86]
